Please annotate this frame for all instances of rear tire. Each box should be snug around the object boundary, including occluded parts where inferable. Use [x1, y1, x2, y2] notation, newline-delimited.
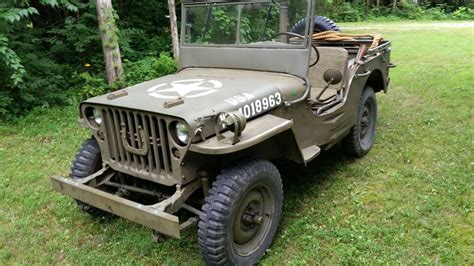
[198, 160, 283, 265]
[343, 87, 378, 157]
[71, 138, 110, 217]
[290, 16, 340, 35]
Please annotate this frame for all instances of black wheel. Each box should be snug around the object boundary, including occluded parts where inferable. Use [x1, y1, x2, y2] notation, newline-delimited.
[71, 138, 109, 217]
[198, 160, 283, 265]
[290, 16, 340, 35]
[343, 87, 378, 157]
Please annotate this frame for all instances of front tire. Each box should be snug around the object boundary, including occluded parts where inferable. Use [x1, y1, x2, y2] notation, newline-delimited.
[198, 160, 283, 265]
[343, 87, 378, 157]
[70, 138, 110, 217]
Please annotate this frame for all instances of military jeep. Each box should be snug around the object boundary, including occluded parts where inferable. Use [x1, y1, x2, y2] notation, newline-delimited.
[51, 0, 393, 264]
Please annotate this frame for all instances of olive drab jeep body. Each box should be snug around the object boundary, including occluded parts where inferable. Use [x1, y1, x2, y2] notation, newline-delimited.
[51, 0, 393, 264]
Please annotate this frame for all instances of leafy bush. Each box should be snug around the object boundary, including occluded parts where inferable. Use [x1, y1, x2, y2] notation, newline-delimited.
[423, 5, 450, 20]
[74, 53, 177, 101]
[451, 7, 474, 19]
[124, 53, 177, 86]
[75, 72, 108, 100]
[338, 3, 364, 22]
[392, 2, 426, 19]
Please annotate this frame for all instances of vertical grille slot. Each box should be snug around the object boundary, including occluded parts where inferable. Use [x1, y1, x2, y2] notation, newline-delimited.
[103, 108, 118, 161]
[125, 111, 138, 169]
[150, 116, 161, 174]
[141, 114, 154, 173]
[159, 119, 172, 172]
[101, 107, 173, 177]
[112, 109, 125, 162]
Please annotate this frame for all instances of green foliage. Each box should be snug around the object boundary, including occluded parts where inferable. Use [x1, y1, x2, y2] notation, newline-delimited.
[452, 7, 474, 19]
[38, 0, 80, 12]
[338, 3, 364, 22]
[48, 15, 100, 55]
[0, 0, 86, 119]
[0, 0, 176, 120]
[75, 72, 108, 99]
[124, 53, 177, 86]
[0, 35, 25, 85]
[74, 53, 177, 100]
[0, 7, 38, 23]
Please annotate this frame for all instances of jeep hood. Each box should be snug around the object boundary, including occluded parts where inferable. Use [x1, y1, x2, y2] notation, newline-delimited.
[84, 68, 305, 127]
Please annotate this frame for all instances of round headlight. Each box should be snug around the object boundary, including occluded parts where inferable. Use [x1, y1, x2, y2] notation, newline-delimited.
[174, 122, 190, 145]
[93, 108, 102, 125]
[84, 106, 102, 128]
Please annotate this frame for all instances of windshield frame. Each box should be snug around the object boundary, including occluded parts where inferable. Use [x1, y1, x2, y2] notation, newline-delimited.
[180, 0, 312, 49]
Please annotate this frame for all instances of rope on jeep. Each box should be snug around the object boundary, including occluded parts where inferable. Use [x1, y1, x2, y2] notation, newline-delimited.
[313, 31, 383, 49]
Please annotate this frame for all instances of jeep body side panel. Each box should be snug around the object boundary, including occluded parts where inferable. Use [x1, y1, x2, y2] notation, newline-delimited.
[272, 43, 392, 154]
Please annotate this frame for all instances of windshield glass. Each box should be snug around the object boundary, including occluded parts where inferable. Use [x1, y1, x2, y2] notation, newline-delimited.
[183, 0, 311, 48]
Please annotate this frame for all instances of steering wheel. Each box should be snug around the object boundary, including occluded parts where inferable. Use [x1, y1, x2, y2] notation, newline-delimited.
[270, 32, 320, 68]
[309, 44, 320, 67]
[270, 32, 305, 42]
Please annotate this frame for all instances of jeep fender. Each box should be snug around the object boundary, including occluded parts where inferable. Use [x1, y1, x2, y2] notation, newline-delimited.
[189, 114, 305, 163]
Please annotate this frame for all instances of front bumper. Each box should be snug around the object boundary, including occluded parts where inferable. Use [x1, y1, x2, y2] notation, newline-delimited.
[51, 176, 181, 238]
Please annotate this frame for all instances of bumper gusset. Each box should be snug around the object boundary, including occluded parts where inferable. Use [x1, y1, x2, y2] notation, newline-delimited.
[51, 176, 181, 238]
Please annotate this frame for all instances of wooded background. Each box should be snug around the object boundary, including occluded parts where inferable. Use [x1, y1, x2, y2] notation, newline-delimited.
[0, 0, 472, 119]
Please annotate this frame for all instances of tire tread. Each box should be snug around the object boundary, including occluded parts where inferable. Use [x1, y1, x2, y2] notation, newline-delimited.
[198, 160, 283, 265]
[70, 138, 109, 217]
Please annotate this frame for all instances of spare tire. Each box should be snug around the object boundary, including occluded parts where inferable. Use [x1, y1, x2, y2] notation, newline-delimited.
[290, 16, 340, 35]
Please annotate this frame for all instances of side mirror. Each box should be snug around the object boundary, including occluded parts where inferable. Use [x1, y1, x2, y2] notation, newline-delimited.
[323, 69, 343, 85]
[314, 69, 344, 103]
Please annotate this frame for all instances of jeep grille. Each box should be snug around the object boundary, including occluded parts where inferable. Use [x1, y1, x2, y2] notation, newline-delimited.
[101, 107, 173, 176]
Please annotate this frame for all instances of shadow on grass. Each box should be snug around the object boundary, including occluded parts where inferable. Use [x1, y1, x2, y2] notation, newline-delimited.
[275, 144, 356, 213]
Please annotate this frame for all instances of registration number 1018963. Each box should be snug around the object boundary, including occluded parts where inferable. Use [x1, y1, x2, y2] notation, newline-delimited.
[237, 92, 282, 119]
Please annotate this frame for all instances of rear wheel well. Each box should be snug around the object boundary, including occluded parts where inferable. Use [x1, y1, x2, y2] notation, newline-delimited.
[366, 69, 385, 93]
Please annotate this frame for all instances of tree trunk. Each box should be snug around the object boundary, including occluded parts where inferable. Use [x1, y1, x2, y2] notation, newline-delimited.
[96, 0, 124, 85]
[392, 0, 398, 9]
[168, 0, 179, 60]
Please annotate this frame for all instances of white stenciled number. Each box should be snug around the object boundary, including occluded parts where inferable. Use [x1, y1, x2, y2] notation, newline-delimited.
[237, 92, 282, 119]
[275, 92, 282, 105]
[262, 98, 269, 110]
[243, 105, 251, 118]
[250, 102, 256, 116]
[255, 99, 262, 113]
[269, 95, 275, 107]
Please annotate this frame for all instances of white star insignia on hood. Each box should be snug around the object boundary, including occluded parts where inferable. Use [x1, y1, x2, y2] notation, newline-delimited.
[147, 79, 223, 99]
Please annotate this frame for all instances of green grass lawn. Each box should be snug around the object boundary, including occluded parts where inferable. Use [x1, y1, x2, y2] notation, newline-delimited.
[1, 21, 473, 264]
